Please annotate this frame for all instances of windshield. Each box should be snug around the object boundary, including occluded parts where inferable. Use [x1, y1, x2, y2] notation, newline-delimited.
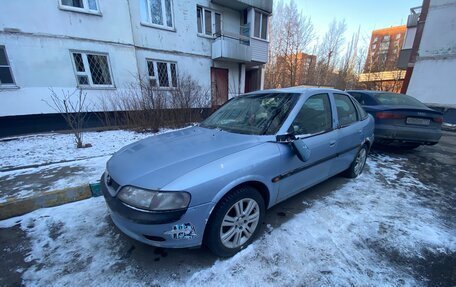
[200, 93, 298, 135]
[374, 93, 428, 108]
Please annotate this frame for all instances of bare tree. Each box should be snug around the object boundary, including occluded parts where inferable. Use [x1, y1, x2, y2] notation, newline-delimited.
[97, 72, 210, 131]
[45, 89, 89, 148]
[315, 19, 347, 87]
[335, 27, 361, 89]
[265, 0, 315, 88]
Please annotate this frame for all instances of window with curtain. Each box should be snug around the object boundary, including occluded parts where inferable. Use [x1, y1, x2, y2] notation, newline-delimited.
[141, 0, 174, 29]
[60, 0, 99, 12]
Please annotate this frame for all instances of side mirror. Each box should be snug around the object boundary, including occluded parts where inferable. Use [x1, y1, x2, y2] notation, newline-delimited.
[290, 139, 311, 162]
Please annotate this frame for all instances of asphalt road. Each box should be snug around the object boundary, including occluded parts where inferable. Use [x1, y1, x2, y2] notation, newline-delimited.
[1, 132, 455, 286]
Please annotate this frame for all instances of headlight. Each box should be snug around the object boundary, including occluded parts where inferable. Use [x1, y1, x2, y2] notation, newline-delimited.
[117, 186, 190, 211]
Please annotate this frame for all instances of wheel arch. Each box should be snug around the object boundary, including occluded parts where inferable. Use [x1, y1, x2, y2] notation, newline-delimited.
[202, 179, 271, 245]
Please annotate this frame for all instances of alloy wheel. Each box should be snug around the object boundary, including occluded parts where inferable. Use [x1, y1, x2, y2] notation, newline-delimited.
[219, 198, 260, 249]
[354, 147, 367, 175]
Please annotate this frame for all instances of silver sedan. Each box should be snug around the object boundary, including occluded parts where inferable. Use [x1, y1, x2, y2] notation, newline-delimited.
[101, 87, 374, 257]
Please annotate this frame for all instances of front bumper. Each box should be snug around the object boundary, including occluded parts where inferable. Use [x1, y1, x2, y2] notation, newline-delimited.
[101, 173, 214, 248]
[374, 124, 442, 145]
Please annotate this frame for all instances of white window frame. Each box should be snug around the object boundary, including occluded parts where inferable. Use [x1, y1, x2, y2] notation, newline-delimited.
[253, 9, 268, 41]
[196, 6, 222, 38]
[59, 0, 101, 15]
[141, 0, 175, 31]
[0, 46, 17, 88]
[146, 59, 178, 89]
[70, 51, 115, 89]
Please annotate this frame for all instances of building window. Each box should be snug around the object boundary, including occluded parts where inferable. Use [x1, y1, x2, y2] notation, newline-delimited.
[383, 35, 390, 41]
[197, 6, 221, 37]
[141, 0, 174, 29]
[60, 0, 99, 12]
[71, 51, 113, 88]
[253, 10, 268, 40]
[0, 46, 15, 87]
[147, 60, 177, 88]
[396, 34, 401, 40]
[373, 36, 378, 43]
[380, 42, 389, 52]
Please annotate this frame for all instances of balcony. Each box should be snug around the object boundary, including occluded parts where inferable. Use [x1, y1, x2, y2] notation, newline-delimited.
[407, 6, 422, 27]
[211, 33, 269, 64]
[212, 33, 252, 63]
[397, 49, 412, 69]
[211, 0, 272, 13]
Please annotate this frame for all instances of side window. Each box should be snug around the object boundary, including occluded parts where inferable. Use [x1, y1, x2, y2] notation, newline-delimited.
[352, 97, 368, 120]
[334, 93, 358, 127]
[349, 92, 364, 104]
[288, 93, 332, 136]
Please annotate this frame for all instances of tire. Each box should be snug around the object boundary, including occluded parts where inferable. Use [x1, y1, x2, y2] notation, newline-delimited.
[344, 144, 368, 178]
[205, 186, 265, 257]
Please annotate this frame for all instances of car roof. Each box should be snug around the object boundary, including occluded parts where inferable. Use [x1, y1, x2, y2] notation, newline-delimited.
[244, 86, 345, 96]
[346, 90, 401, 95]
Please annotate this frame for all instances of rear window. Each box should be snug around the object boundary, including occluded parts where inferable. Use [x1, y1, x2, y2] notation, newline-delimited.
[349, 92, 377, 106]
[374, 93, 427, 108]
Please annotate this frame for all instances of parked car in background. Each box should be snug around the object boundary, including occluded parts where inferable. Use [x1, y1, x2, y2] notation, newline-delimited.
[347, 90, 443, 149]
[101, 88, 374, 257]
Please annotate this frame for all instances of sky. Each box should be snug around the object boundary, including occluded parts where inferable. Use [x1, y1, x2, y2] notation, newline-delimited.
[281, 0, 423, 47]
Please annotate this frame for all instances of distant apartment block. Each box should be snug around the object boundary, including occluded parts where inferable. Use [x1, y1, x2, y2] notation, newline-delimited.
[399, 0, 456, 112]
[274, 52, 317, 87]
[0, 0, 273, 118]
[359, 25, 406, 92]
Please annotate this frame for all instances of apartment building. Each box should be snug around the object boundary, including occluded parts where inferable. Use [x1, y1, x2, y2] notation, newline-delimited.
[0, 0, 272, 118]
[359, 25, 406, 92]
[398, 0, 456, 114]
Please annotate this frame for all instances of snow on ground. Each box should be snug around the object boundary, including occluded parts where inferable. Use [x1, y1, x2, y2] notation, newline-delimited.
[0, 155, 454, 286]
[0, 129, 175, 203]
[0, 130, 168, 170]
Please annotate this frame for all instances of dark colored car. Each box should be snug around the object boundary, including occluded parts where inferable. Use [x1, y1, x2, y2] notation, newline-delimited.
[347, 90, 443, 148]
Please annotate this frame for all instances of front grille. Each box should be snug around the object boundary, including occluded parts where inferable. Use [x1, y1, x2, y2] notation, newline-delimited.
[106, 173, 121, 196]
[109, 178, 120, 191]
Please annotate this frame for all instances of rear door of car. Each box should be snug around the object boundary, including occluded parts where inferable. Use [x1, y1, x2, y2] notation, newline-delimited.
[276, 93, 338, 202]
[330, 93, 366, 175]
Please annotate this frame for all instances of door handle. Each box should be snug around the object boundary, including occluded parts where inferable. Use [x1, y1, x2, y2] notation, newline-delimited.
[330, 140, 336, 147]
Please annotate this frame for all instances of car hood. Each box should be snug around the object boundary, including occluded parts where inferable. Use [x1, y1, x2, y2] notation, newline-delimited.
[106, 126, 266, 191]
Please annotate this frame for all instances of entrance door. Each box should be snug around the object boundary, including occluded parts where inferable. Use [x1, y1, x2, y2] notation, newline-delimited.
[245, 68, 260, 93]
[211, 67, 228, 108]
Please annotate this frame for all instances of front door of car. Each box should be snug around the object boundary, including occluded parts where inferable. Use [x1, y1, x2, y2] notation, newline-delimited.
[276, 93, 338, 203]
[330, 93, 365, 175]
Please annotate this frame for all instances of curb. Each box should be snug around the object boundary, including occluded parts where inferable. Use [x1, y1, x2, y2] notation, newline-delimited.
[0, 183, 101, 220]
